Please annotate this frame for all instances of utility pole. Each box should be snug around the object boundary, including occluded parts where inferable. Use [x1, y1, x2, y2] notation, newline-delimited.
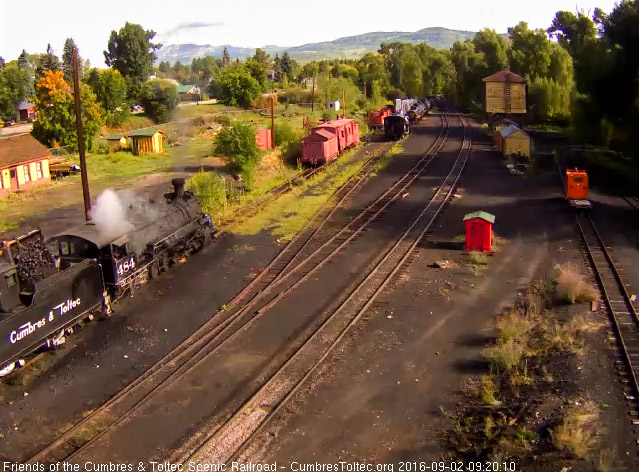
[342, 90, 346, 118]
[270, 94, 275, 149]
[72, 47, 91, 221]
[311, 76, 315, 112]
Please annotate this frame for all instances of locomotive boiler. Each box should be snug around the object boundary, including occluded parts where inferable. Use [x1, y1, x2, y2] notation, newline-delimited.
[0, 178, 214, 377]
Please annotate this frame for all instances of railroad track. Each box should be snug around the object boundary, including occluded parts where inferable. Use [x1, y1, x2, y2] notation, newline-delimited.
[177, 114, 471, 464]
[575, 213, 639, 423]
[26, 122, 436, 464]
[217, 157, 341, 233]
[623, 195, 639, 212]
[557, 162, 639, 436]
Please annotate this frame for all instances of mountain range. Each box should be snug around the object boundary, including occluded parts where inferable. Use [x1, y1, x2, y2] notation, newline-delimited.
[156, 27, 476, 64]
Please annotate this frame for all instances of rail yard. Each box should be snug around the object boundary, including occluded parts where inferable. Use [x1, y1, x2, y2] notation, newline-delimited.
[2, 2, 639, 470]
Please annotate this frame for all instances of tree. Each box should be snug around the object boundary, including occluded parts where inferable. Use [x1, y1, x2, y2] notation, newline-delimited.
[139, 79, 179, 123]
[214, 120, 260, 186]
[0, 62, 32, 118]
[450, 40, 487, 107]
[472, 29, 509, 72]
[280, 52, 293, 79]
[272, 53, 282, 82]
[399, 50, 423, 97]
[191, 56, 219, 86]
[36, 44, 61, 79]
[245, 58, 267, 89]
[104, 22, 162, 98]
[32, 70, 102, 150]
[62, 38, 82, 82]
[17, 50, 35, 99]
[85, 68, 129, 125]
[221, 47, 231, 68]
[507, 22, 553, 81]
[158, 61, 171, 73]
[0, 57, 4, 70]
[209, 65, 262, 108]
[253, 48, 270, 66]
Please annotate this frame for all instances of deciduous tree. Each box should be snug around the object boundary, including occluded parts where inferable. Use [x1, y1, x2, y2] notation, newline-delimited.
[85, 68, 129, 125]
[32, 70, 102, 150]
[139, 79, 179, 123]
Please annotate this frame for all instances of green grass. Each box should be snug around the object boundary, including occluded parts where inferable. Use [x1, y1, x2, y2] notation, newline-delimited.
[229, 149, 368, 241]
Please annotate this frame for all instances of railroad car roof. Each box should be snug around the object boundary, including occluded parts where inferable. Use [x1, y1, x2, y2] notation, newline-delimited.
[51, 222, 123, 249]
[305, 129, 335, 141]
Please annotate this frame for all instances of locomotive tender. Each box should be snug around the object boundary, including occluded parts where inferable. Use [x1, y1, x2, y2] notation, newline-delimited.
[0, 178, 214, 377]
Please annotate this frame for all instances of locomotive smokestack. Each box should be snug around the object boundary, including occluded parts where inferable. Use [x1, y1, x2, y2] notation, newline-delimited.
[172, 178, 185, 201]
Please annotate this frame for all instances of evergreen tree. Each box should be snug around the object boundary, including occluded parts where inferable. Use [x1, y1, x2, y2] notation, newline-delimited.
[222, 47, 231, 68]
[280, 52, 293, 79]
[0, 57, 5, 70]
[62, 38, 82, 82]
[273, 53, 282, 81]
[36, 44, 61, 79]
[18, 50, 35, 98]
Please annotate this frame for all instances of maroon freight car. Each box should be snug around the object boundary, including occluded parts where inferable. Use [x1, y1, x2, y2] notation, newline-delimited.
[301, 118, 360, 165]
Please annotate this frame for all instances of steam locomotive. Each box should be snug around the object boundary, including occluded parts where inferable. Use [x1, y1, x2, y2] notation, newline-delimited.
[0, 178, 214, 377]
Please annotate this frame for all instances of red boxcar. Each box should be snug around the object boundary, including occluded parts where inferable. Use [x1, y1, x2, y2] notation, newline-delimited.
[315, 118, 360, 152]
[301, 129, 339, 165]
[301, 118, 360, 165]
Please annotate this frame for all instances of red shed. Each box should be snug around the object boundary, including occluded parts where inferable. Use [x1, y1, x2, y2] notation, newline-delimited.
[255, 128, 273, 150]
[301, 129, 339, 165]
[463, 211, 495, 253]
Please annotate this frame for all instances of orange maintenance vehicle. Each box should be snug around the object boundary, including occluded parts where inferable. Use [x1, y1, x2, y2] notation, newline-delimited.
[565, 168, 591, 209]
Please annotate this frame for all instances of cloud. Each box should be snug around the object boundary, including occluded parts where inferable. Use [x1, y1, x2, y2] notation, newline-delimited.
[161, 22, 224, 38]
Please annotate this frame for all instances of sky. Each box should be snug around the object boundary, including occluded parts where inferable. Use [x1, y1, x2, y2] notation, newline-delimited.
[0, 0, 620, 66]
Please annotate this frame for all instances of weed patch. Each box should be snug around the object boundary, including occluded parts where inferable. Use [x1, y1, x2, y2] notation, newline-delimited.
[553, 263, 598, 304]
[552, 400, 600, 458]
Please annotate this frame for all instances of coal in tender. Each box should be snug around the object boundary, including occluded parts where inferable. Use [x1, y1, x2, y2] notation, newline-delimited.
[12, 237, 56, 287]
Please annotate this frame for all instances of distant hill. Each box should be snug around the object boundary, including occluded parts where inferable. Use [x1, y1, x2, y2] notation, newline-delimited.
[156, 27, 476, 64]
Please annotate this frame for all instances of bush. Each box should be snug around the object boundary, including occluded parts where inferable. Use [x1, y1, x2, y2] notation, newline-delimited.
[483, 339, 525, 372]
[209, 65, 262, 109]
[186, 170, 227, 220]
[553, 263, 598, 304]
[271, 122, 303, 165]
[495, 309, 533, 344]
[552, 401, 600, 458]
[139, 80, 179, 123]
[214, 120, 260, 187]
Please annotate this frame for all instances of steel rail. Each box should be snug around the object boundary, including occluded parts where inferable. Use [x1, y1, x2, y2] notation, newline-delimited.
[26, 123, 436, 464]
[181, 115, 471, 465]
[59, 119, 449, 463]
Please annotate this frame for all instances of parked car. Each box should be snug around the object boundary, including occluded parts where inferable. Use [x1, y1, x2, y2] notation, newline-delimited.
[130, 104, 143, 113]
[3, 120, 16, 127]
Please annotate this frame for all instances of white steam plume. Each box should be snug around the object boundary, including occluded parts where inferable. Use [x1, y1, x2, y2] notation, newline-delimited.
[92, 189, 135, 240]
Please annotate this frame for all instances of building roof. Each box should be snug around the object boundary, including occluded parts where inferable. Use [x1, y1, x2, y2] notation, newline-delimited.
[463, 211, 495, 224]
[176, 84, 198, 93]
[16, 101, 35, 110]
[482, 70, 526, 83]
[127, 129, 164, 137]
[499, 124, 527, 139]
[105, 133, 124, 140]
[0, 134, 51, 169]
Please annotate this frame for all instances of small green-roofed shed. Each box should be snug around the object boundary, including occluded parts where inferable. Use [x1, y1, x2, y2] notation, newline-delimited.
[128, 129, 164, 154]
[463, 211, 495, 252]
[463, 211, 495, 224]
[105, 133, 127, 152]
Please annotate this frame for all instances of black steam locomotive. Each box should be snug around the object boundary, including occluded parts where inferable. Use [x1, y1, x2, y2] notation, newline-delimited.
[0, 179, 214, 377]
